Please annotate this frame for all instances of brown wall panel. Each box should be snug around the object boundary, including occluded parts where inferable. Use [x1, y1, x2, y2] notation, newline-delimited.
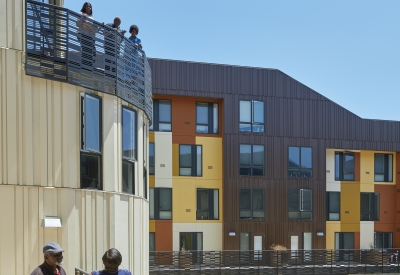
[148, 58, 400, 250]
[375, 185, 396, 231]
[355, 152, 360, 182]
[155, 221, 173, 251]
[354, 232, 360, 249]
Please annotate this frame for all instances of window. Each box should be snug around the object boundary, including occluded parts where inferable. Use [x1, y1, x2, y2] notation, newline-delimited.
[288, 147, 312, 178]
[196, 189, 219, 220]
[179, 232, 203, 263]
[80, 93, 102, 189]
[196, 102, 218, 134]
[327, 192, 340, 221]
[239, 100, 264, 132]
[122, 107, 136, 194]
[335, 232, 354, 261]
[335, 152, 354, 181]
[239, 189, 265, 219]
[149, 100, 171, 132]
[288, 189, 312, 220]
[179, 145, 202, 176]
[360, 193, 379, 221]
[149, 232, 155, 251]
[239, 144, 264, 176]
[375, 232, 392, 249]
[149, 143, 155, 175]
[149, 188, 172, 220]
[374, 154, 393, 182]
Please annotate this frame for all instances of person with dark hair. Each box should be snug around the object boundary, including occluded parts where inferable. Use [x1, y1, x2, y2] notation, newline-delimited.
[80, 2, 93, 17]
[90, 248, 132, 275]
[30, 242, 67, 275]
[104, 17, 126, 35]
[129, 25, 142, 49]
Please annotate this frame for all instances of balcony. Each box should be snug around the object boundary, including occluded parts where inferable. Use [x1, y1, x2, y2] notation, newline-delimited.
[25, 0, 152, 121]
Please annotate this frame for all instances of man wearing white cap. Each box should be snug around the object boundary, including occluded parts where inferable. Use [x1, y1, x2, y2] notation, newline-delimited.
[30, 242, 67, 275]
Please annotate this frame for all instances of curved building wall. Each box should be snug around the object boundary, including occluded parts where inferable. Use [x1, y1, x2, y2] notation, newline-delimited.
[0, 47, 149, 274]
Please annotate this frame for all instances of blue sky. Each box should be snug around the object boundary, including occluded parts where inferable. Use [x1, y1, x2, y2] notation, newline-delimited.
[65, 1, 400, 120]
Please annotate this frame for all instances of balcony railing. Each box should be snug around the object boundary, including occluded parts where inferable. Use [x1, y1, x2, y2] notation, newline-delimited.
[25, 0, 152, 122]
[150, 249, 400, 274]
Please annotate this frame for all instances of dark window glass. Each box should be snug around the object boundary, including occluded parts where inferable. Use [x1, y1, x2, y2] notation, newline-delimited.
[80, 154, 102, 189]
[149, 232, 155, 252]
[335, 232, 354, 261]
[179, 145, 202, 176]
[239, 189, 265, 219]
[374, 154, 393, 182]
[375, 232, 392, 249]
[239, 100, 264, 133]
[288, 189, 312, 220]
[150, 100, 171, 132]
[179, 232, 203, 262]
[239, 144, 264, 176]
[327, 192, 340, 221]
[122, 161, 134, 194]
[122, 108, 137, 160]
[149, 143, 155, 175]
[80, 94, 102, 190]
[149, 188, 172, 220]
[335, 152, 355, 181]
[143, 168, 147, 199]
[196, 102, 218, 134]
[196, 189, 219, 220]
[360, 193, 380, 221]
[288, 147, 312, 178]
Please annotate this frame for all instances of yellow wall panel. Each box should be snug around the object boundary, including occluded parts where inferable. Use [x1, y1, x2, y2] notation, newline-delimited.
[173, 178, 197, 222]
[149, 176, 155, 187]
[149, 131, 154, 143]
[341, 183, 360, 227]
[326, 222, 341, 249]
[195, 137, 223, 180]
[360, 151, 374, 185]
[341, 223, 360, 232]
[149, 220, 156, 232]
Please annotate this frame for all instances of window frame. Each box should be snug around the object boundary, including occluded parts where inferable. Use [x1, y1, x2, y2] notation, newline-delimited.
[239, 100, 264, 133]
[196, 102, 219, 134]
[150, 99, 172, 132]
[288, 146, 313, 178]
[239, 188, 265, 220]
[179, 144, 202, 177]
[335, 151, 355, 181]
[288, 189, 312, 220]
[149, 188, 172, 220]
[374, 153, 393, 182]
[149, 142, 155, 175]
[80, 92, 102, 190]
[196, 188, 219, 220]
[121, 106, 137, 194]
[239, 144, 265, 176]
[326, 192, 340, 221]
[360, 192, 380, 221]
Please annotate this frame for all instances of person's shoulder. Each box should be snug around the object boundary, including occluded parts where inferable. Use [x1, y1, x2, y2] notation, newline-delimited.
[118, 269, 132, 275]
[30, 266, 43, 275]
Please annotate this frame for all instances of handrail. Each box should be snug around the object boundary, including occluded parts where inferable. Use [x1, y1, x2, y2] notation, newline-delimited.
[25, 0, 152, 122]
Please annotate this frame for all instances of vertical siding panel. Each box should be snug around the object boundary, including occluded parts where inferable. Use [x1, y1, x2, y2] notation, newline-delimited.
[15, 187, 23, 274]
[0, 187, 15, 274]
[47, 81, 53, 187]
[24, 76, 34, 186]
[6, 50, 17, 185]
[53, 82, 62, 187]
[0, 50, 4, 184]
[0, 0, 6, 47]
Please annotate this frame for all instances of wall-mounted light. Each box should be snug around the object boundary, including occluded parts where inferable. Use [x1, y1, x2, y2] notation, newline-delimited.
[228, 231, 236, 237]
[317, 232, 324, 236]
[42, 216, 62, 228]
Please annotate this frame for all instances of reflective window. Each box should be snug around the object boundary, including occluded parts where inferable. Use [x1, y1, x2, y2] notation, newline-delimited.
[150, 100, 171, 132]
[149, 143, 155, 175]
[196, 189, 219, 220]
[80, 154, 102, 189]
[374, 154, 393, 182]
[335, 152, 355, 181]
[122, 161, 134, 194]
[327, 192, 340, 221]
[288, 189, 312, 220]
[239, 144, 264, 176]
[149, 188, 172, 220]
[122, 108, 137, 160]
[196, 102, 218, 134]
[179, 145, 202, 176]
[239, 189, 265, 219]
[360, 193, 379, 221]
[239, 100, 264, 133]
[288, 147, 312, 178]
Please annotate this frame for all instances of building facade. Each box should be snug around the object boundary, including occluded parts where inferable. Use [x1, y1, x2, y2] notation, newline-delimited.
[0, 0, 151, 274]
[148, 58, 400, 255]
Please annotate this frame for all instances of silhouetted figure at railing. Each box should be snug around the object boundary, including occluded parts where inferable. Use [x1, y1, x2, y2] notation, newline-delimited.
[90, 248, 132, 275]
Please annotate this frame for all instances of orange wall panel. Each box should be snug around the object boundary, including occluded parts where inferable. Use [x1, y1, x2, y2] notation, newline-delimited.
[354, 232, 360, 249]
[155, 220, 173, 251]
[375, 185, 396, 229]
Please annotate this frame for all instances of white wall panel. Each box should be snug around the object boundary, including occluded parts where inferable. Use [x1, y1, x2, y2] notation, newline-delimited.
[154, 132, 172, 185]
[0, 0, 23, 50]
[360, 221, 374, 249]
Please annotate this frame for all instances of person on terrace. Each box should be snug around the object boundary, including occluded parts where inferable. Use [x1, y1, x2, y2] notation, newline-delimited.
[129, 25, 142, 49]
[90, 248, 132, 275]
[104, 16, 126, 35]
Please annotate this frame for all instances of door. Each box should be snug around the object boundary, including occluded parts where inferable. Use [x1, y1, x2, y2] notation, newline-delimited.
[254, 236, 262, 260]
[239, 232, 250, 263]
[291, 235, 299, 260]
[303, 232, 312, 261]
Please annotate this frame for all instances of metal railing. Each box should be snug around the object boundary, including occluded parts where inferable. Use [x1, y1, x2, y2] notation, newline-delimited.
[150, 249, 400, 274]
[75, 268, 89, 275]
[25, 0, 152, 122]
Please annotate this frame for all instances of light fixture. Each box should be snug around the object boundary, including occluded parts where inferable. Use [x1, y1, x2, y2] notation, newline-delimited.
[228, 231, 236, 237]
[42, 216, 62, 228]
[317, 232, 324, 236]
